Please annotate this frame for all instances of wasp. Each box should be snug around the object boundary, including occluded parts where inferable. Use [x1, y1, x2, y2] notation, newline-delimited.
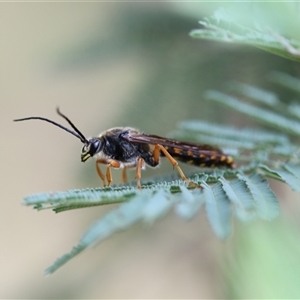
[14, 108, 234, 188]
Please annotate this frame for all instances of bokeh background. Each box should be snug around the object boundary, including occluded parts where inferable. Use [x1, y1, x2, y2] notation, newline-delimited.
[2, 2, 300, 298]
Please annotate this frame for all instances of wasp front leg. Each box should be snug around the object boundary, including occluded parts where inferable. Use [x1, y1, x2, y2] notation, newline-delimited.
[96, 159, 121, 186]
[95, 159, 107, 186]
[154, 144, 200, 188]
[105, 160, 121, 186]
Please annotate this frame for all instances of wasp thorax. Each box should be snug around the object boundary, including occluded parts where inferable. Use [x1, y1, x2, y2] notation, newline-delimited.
[81, 138, 102, 162]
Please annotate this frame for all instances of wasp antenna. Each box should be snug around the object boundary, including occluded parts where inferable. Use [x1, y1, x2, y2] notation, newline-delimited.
[14, 112, 87, 144]
[56, 107, 88, 143]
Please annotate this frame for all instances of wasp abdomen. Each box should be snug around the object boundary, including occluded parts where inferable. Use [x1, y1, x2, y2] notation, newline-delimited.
[162, 146, 234, 168]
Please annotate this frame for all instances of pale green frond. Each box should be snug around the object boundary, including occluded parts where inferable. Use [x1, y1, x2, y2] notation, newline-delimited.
[226, 82, 280, 106]
[204, 90, 300, 136]
[269, 71, 300, 94]
[141, 189, 175, 224]
[218, 177, 256, 222]
[259, 164, 300, 192]
[283, 163, 300, 180]
[23, 180, 190, 213]
[190, 7, 300, 62]
[237, 173, 279, 220]
[175, 186, 204, 220]
[172, 130, 250, 151]
[203, 182, 232, 239]
[23, 186, 137, 212]
[177, 120, 289, 146]
[46, 191, 152, 274]
[288, 103, 300, 120]
[46, 245, 85, 275]
[271, 145, 300, 158]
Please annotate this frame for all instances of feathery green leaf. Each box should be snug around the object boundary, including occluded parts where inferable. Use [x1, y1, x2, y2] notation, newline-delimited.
[218, 177, 256, 222]
[190, 7, 300, 62]
[175, 186, 204, 220]
[269, 71, 300, 94]
[203, 182, 232, 239]
[237, 173, 279, 220]
[205, 90, 300, 136]
[226, 82, 280, 107]
[259, 164, 300, 192]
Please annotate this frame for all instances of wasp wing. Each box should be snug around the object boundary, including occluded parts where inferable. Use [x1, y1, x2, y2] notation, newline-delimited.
[124, 133, 223, 153]
[123, 133, 234, 168]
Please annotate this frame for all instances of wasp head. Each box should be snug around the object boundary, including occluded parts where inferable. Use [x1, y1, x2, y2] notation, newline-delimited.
[81, 138, 103, 162]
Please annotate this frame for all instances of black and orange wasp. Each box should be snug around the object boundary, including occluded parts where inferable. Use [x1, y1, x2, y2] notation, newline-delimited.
[14, 108, 234, 188]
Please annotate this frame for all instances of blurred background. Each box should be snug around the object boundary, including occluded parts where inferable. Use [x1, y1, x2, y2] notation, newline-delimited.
[2, 2, 300, 298]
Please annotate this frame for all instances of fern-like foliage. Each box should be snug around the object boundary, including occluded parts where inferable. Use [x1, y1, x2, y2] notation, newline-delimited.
[23, 73, 300, 273]
[22, 4, 300, 273]
[190, 6, 300, 62]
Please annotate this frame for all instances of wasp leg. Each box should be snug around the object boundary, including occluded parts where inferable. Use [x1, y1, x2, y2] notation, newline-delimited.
[135, 157, 144, 189]
[152, 143, 161, 164]
[106, 160, 121, 186]
[122, 168, 128, 184]
[95, 159, 107, 186]
[106, 166, 112, 186]
[155, 144, 200, 188]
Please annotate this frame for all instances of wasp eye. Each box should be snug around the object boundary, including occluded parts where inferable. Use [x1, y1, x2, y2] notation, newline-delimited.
[89, 139, 101, 156]
[81, 138, 102, 162]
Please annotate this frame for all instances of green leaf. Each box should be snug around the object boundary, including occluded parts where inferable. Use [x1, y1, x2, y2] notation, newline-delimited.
[237, 173, 279, 220]
[204, 90, 300, 136]
[218, 177, 256, 222]
[24, 186, 136, 212]
[288, 103, 300, 120]
[283, 163, 300, 180]
[269, 71, 300, 94]
[225, 82, 280, 106]
[259, 164, 300, 192]
[203, 182, 232, 239]
[175, 186, 204, 220]
[46, 190, 166, 274]
[190, 7, 300, 62]
[178, 120, 288, 146]
[23, 181, 186, 213]
[142, 189, 175, 224]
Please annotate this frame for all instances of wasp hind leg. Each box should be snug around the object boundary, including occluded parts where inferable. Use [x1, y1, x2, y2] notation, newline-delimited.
[155, 144, 200, 189]
[122, 168, 128, 184]
[135, 157, 144, 189]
